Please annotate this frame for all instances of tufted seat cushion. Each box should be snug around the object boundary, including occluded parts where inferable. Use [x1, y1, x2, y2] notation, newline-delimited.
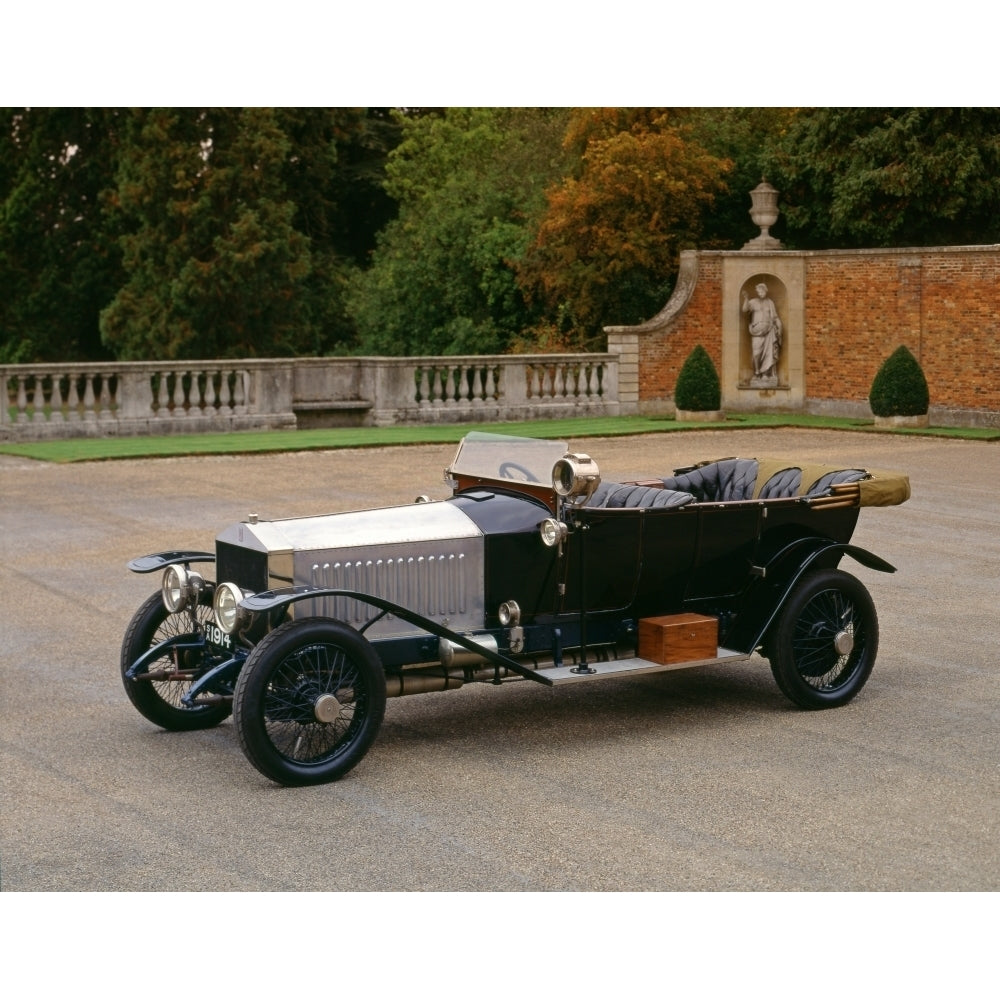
[756, 466, 800, 498]
[754, 461, 870, 499]
[662, 458, 871, 503]
[660, 458, 760, 502]
[585, 481, 694, 509]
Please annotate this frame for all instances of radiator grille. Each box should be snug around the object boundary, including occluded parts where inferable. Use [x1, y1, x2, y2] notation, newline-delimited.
[216, 541, 269, 593]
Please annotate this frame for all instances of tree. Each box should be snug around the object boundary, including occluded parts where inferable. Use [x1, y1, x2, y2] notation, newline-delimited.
[276, 108, 407, 351]
[347, 108, 571, 356]
[869, 345, 929, 417]
[674, 344, 721, 412]
[1, 108, 413, 363]
[100, 108, 314, 360]
[286, 107, 406, 267]
[0, 108, 124, 362]
[684, 107, 800, 248]
[766, 108, 1000, 248]
[518, 109, 732, 347]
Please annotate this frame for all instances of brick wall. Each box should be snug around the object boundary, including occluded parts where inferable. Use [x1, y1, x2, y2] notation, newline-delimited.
[626, 245, 1000, 423]
[639, 255, 724, 399]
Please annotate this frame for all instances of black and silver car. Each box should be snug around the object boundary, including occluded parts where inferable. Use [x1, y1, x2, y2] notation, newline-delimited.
[121, 432, 910, 785]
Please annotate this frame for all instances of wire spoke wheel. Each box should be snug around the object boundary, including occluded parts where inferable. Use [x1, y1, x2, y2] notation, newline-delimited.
[768, 568, 879, 709]
[234, 618, 386, 785]
[120, 590, 232, 730]
[791, 588, 861, 688]
[263, 645, 364, 763]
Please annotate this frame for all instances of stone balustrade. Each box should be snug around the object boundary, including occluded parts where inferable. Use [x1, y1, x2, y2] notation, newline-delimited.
[1, 353, 620, 441]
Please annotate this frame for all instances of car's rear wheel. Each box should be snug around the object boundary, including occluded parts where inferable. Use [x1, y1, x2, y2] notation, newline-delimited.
[121, 591, 233, 731]
[767, 568, 878, 709]
[233, 618, 386, 786]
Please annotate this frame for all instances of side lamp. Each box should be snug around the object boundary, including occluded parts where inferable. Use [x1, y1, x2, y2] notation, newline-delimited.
[552, 453, 601, 504]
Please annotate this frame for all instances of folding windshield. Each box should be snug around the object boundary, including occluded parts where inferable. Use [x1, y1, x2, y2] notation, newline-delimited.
[447, 432, 568, 487]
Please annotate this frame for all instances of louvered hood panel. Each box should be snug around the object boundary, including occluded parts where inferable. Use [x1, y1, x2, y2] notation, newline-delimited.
[216, 501, 485, 637]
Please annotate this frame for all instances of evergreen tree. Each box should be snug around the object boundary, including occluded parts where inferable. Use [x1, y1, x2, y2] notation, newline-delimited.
[0, 108, 123, 362]
[277, 108, 404, 352]
[2, 108, 407, 363]
[674, 344, 721, 411]
[100, 108, 314, 360]
[869, 345, 929, 417]
[766, 108, 1000, 248]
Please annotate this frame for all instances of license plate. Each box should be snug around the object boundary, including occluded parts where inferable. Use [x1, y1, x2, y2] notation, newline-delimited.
[205, 623, 233, 651]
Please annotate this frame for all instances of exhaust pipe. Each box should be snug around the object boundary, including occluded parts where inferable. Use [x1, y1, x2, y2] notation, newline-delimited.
[383, 635, 629, 698]
[385, 672, 465, 697]
[438, 634, 499, 669]
[385, 635, 504, 698]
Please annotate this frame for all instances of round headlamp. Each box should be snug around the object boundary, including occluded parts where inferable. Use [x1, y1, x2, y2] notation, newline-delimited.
[162, 564, 203, 613]
[539, 517, 568, 548]
[213, 582, 248, 635]
[552, 453, 601, 500]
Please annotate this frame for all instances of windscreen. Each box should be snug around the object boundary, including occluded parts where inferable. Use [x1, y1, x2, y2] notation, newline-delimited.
[447, 432, 568, 486]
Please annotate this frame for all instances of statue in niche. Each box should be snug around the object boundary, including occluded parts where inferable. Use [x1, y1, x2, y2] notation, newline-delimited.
[741, 281, 782, 384]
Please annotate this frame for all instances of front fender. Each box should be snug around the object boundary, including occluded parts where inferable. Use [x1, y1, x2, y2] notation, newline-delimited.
[726, 540, 895, 653]
[128, 550, 215, 574]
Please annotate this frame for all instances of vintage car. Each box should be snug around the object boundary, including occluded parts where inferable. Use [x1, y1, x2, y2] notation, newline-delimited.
[122, 431, 910, 786]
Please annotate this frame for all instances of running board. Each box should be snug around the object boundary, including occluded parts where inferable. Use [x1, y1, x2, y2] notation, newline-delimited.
[534, 648, 751, 686]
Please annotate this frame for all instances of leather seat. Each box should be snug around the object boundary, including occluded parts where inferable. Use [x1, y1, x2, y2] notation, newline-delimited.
[585, 482, 694, 509]
[661, 458, 759, 502]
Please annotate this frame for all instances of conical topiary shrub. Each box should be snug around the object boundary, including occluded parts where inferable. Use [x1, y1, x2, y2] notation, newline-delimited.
[674, 344, 722, 416]
[869, 345, 929, 421]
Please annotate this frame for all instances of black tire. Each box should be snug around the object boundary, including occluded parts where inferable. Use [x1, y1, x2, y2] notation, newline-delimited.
[767, 568, 879, 710]
[121, 590, 232, 731]
[232, 618, 386, 786]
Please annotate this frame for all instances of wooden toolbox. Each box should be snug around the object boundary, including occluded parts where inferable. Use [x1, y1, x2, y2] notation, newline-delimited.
[638, 613, 718, 665]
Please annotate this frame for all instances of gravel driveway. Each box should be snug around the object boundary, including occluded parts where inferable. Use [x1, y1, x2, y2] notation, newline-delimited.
[2, 428, 998, 890]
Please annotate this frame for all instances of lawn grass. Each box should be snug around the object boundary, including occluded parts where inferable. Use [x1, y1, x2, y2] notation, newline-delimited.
[1, 413, 997, 463]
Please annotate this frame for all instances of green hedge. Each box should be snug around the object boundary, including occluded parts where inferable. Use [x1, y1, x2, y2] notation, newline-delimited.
[674, 344, 721, 411]
[869, 345, 929, 417]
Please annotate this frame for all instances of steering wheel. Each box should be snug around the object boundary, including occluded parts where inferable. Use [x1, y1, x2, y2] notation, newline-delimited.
[498, 461, 537, 482]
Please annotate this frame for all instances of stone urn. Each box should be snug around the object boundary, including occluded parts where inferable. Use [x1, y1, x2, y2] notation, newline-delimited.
[742, 179, 783, 250]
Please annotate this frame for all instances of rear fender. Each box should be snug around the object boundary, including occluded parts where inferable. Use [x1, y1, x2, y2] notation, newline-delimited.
[727, 540, 895, 653]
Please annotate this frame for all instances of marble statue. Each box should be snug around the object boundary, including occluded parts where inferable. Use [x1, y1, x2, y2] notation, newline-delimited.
[742, 282, 782, 382]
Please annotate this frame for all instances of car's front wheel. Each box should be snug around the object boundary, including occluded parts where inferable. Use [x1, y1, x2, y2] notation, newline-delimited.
[233, 618, 387, 786]
[121, 591, 233, 731]
[767, 568, 879, 709]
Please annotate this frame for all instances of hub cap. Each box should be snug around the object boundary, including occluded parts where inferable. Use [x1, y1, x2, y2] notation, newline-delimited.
[313, 693, 342, 723]
[833, 629, 854, 656]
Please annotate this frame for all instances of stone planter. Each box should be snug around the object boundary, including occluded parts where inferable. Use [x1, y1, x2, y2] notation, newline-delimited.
[675, 409, 725, 422]
[874, 413, 929, 429]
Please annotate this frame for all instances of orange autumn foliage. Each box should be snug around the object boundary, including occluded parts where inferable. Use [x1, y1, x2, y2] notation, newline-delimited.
[519, 109, 732, 347]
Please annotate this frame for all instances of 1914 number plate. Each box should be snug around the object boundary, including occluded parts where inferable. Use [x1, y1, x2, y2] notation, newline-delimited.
[205, 623, 233, 650]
